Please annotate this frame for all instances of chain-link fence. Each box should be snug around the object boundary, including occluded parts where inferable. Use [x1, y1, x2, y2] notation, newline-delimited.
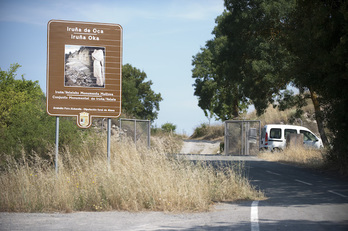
[119, 119, 151, 148]
[224, 120, 261, 155]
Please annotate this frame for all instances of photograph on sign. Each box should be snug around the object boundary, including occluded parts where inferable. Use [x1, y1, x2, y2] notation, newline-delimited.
[65, 45, 105, 88]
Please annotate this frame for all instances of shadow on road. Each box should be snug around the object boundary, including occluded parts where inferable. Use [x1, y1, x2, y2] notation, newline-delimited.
[176, 154, 348, 207]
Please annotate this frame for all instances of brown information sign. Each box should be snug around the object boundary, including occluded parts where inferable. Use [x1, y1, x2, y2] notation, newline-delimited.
[47, 20, 122, 128]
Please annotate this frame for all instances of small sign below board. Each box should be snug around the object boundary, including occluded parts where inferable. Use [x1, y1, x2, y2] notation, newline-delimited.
[46, 20, 122, 128]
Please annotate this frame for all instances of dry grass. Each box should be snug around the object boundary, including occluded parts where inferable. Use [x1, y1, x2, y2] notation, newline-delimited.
[259, 146, 325, 169]
[0, 134, 263, 213]
[247, 106, 295, 126]
[151, 133, 183, 154]
[191, 123, 224, 141]
[246, 101, 320, 134]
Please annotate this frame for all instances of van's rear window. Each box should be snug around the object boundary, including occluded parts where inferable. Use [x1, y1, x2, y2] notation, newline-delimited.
[270, 128, 281, 139]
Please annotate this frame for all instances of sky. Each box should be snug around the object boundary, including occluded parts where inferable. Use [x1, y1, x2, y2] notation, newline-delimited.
[0, 0, 225, 135]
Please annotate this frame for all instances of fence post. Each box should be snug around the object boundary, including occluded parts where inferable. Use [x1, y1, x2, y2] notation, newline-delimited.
[246, 122, 250, 155]
[259, 121, 261, 151]
[147, 121, 151, 148]
[241, 122, 244, 155]
[224, 122, 228, 155]
[134, 120, 137, 148]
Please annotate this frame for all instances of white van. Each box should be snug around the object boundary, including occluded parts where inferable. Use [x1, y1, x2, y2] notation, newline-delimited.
[260, 124, 323, 151]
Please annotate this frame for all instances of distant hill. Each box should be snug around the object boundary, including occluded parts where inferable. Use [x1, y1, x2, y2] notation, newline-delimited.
[191, 99, 320, 140]
[246, 99, 319, 135]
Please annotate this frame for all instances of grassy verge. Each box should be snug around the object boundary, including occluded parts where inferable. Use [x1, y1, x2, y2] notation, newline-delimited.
[258, 146, 325, 169]
[0, 134, 263, 213]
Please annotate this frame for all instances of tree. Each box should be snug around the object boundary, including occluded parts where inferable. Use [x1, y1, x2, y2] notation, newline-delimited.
[122, 64, 162, 121]
[280, 0, 348, 167]
[192, 11, 250, 121]
[192, 47, 218, 121]
[222, 0, 297, 115]
[278, 0, 333, 147]
[193, 0, 348, 170]
[192, 0, 295, 119]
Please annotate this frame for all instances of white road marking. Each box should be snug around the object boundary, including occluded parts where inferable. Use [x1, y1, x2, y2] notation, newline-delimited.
[295, 179, 313, 186]
[266, 170, 281, 176]
[328, 190, 348, 198]
[251, 201, 260, 231]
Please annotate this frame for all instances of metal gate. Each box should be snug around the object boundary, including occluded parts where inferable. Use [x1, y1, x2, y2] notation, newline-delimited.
[119, 119, 151, 148]
[224, 120, 261, 155]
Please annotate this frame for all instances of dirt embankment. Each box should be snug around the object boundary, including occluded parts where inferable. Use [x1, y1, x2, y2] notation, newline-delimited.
[180, 140, 221, 154]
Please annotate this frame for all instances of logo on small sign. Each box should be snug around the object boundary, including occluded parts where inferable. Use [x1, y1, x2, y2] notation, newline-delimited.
[78, 112, 90, 128]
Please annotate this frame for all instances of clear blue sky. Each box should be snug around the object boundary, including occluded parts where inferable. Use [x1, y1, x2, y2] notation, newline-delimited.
[0, 0, 225, 135]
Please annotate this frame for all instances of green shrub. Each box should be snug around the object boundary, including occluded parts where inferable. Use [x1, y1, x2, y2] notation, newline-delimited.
[0, 64, 88, 163]
[161, 123, 176, 133]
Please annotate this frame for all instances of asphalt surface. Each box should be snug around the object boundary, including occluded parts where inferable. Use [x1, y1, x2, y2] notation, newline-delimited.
[246, 157, 348, 231]
[1, 155, 348, 231]
[185, 154, 348, 230]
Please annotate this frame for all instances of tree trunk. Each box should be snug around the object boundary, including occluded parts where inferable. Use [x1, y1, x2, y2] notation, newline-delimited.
[309, 89, 329, 147]
[232, 97, 239, 118]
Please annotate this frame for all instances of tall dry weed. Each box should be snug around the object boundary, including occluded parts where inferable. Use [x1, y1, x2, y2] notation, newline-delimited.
[0, 134, 263, 213]
[247, 106, 293, 126]
[259, 146, 325, 168]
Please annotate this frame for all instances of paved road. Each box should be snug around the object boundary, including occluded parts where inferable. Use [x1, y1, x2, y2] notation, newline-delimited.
[185, 154, 348, 230]
[246, 156, 348, 230]
[1, 155, 348, 230]
[0, 202, 254, 231]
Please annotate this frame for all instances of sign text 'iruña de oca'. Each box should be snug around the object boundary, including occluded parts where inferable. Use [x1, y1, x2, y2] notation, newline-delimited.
[47, 20, 122, 128]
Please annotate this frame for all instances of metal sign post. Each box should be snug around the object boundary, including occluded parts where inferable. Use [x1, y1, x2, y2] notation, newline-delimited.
[107, 118, 111, 165]
[55, 116, 59, 175]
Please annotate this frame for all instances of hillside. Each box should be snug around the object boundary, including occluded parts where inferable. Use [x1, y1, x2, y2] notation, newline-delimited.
[191, 99, 320, 140]
[246, 100, 319, 135]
